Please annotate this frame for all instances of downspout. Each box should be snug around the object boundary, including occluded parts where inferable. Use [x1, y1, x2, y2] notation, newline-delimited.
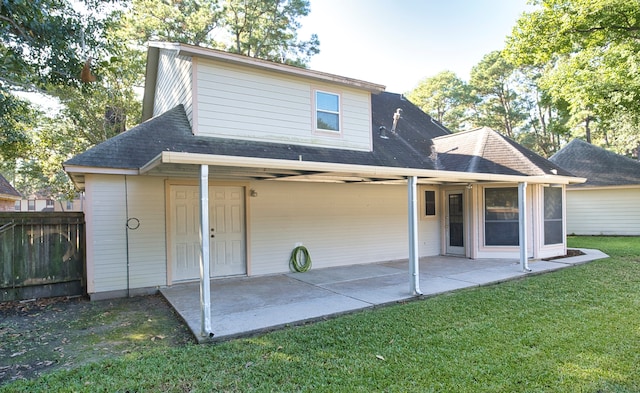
[518, 182, 531, 272]
[199, 165, 213, 338]
[408, 176, 423, 295]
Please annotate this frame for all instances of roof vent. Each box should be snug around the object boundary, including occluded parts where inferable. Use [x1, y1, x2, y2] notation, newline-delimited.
[391, 108, 402, 133]
[379, 126, 389, 139]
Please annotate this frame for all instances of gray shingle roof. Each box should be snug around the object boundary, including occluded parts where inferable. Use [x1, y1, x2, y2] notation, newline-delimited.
[65, 92, 449, 172]
[0, 173, 20, 199]
[433, 127, 573, 176]
[65, 95, 573, 180]
[550, 138, 640, 187]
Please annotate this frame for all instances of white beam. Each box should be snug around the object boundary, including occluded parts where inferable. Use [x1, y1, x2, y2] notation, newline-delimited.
[408, 176, 423, 295]
[199, 164, 213, 337]
[518, 182, 531, 272]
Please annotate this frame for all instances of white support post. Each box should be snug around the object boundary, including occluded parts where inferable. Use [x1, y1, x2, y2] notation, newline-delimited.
[199, 164, 213, 337]
[518, 182, 531, 272]
[408, 176, 423, 295]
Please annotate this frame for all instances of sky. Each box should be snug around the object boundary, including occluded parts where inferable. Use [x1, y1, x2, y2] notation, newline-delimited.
[298, 0, 533, 93]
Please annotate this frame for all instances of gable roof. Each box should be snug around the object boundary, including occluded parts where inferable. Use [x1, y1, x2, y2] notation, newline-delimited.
[432, 127, 574, 177]
[550, 139, 640, 187]
[0, 173, 20, 200]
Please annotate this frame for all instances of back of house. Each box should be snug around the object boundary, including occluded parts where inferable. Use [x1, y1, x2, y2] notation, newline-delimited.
[65, 42, 582, 300]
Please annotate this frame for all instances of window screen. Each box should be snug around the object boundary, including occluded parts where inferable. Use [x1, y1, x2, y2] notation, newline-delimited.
[544, 187, 563, 245]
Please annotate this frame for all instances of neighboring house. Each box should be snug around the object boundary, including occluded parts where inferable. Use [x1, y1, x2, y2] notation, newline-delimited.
[15, 195, 84, 212]
[64, 42, 583, 300]
[550, 139, 640, 236]
[0, 174, 21, 211]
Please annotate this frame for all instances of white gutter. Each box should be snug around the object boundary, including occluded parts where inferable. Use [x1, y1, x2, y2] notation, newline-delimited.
[144, 151, 586, 185]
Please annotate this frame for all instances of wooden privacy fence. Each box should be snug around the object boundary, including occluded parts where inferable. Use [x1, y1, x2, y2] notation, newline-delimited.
[0, 212, 85, 301]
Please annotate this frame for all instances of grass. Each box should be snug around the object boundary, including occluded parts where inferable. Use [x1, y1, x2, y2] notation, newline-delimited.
[3, 236, 639, 392]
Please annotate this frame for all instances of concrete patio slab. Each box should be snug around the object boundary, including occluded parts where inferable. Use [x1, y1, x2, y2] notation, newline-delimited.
[160, 248, 608, 343]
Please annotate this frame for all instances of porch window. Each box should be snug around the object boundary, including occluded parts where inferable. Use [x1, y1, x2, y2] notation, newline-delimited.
[424, 190, 436, 216]
[315, 91, 340, 132]
[544, 186, 563, 245]
[484, 187, 519, 246]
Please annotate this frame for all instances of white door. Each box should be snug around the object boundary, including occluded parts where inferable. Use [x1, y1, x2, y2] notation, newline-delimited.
[170, 185, 246, 282]
[445, 191, 466, 256]
[210, 186, 247, 276]
[170, 185, 201, 281]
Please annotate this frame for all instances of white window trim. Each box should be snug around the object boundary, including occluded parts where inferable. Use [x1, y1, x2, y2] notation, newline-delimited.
[483, 185, 520, 247]
[543, 186, 564, 246]
[421, 187, 438, 219]
[312, 89, 342, 135]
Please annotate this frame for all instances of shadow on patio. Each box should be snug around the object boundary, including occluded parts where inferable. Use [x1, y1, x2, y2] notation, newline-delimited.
[160, 249, 608, 343]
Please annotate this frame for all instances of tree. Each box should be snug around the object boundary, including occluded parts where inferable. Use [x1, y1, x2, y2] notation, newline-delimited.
[0, 0, 113, 93]
[117, 0, 224, 47]
[513, 66, 571, 156]
[119, 0, 319, 67]
[406, 71, 475, 131]
[223, 0, 319, 65]
[0, 92, 34, 161]
[505, 0, 640, 149]
[469, 51, 527, 137]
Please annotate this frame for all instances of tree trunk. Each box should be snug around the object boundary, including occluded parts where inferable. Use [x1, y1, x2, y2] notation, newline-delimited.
[585, 116, 591, 143]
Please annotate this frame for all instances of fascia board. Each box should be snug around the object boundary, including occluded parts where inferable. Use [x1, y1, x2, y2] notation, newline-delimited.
[147, 41, 386, 93]
[63, 165, 139, 176]
[158, 151, 584, 185]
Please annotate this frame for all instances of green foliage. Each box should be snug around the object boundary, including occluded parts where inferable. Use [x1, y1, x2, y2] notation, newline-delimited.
[4, 237, 640, 392]
[0, 0, 136, 198]
[505, 0, 640, 151]
[0, 0, 111, 92]
[470, 51, 528, 138]
[223, 0, 319, 66]
[116, 0, 225, 46]
[406, 71, 476, 131]
[0, 92, 34, 161]
[119, 0, 319, 66]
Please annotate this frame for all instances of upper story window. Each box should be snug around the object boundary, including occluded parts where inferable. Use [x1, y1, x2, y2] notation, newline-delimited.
[27, 199, 35, 211]
[315, 91, 340, 132]
[14, 200, 21, 211]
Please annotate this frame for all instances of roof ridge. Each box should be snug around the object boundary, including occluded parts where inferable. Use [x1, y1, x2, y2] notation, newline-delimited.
[466, 128, 490, 173]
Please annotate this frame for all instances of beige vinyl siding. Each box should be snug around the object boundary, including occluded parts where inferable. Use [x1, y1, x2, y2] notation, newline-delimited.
[566, 187, 640, 236]
[248, 181, 439, 276]
[85, 175, 168, 295]
[84, 175, 128, 293]
[155, 49, 193, 123]
[195, 58, 372, 151]
[122, 176, 167, 288]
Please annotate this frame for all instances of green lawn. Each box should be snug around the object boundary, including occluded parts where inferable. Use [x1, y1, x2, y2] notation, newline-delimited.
[3, 236, 639, 392]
